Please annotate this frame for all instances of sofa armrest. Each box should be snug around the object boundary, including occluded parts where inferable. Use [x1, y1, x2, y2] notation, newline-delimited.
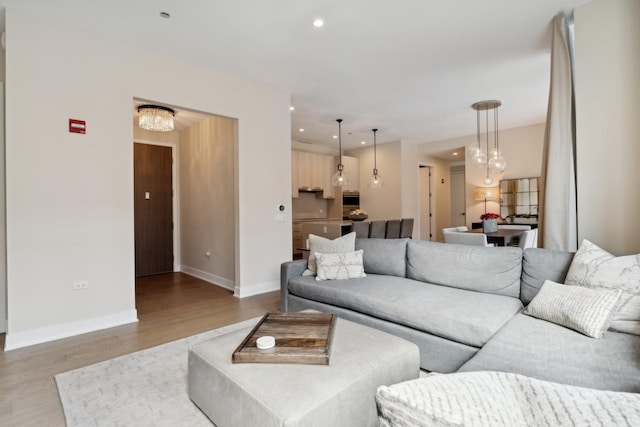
[280, 259, 308, 311]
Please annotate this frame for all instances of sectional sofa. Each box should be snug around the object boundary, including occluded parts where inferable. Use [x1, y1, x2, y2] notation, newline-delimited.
[280, 238, 640, 393]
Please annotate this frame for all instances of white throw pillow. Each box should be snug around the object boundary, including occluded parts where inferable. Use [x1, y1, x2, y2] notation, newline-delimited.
[315, 250, 366, 281]
[523, 280, 621, 338]
[304, 232, 356, 275]
[564, 239, 640, 336]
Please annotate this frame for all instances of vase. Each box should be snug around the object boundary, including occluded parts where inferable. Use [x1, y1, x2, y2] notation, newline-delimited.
[483, 219, 498, 233]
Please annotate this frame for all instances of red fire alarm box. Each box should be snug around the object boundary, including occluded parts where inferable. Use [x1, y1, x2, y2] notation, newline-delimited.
[69, 119, 86, 134]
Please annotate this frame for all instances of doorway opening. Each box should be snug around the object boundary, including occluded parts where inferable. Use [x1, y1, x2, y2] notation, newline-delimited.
[132, 99, 238, 295]
[418, 165, 434, 241]
[449, 166, 466, 228]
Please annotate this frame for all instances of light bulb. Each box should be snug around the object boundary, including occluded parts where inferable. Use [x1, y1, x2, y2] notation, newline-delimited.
[483, 175, 494, 185]
[488, 155, 507, 173]
[332, 170, 349, 187]
[467, 144, 487, 166]
[369, 172, 383, 189]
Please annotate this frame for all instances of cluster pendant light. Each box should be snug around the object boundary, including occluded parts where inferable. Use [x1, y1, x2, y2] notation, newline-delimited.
[332, 119, 349, 187]
[138, 104, 175, 132]
[466, 100, 507, 185]
[369, 128, 383, 189]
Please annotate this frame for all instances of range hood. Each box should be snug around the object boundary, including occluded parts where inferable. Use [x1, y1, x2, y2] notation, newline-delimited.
[298, 187, 324, 193]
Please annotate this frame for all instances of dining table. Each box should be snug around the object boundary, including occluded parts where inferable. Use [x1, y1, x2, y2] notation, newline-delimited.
[470, 228, 524, 247]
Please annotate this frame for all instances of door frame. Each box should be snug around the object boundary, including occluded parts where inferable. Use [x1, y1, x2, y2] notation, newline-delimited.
[133, 139, 180, 272]
[417, 163, 435, 241]
[449, 168, 466, 228]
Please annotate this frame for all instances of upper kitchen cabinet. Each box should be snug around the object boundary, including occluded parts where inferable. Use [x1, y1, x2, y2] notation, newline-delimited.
[291, 150, 335, 199]
[340, 155, 360, 192]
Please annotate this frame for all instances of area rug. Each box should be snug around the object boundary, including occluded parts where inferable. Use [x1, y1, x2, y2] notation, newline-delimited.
[55, 317, 260, 427]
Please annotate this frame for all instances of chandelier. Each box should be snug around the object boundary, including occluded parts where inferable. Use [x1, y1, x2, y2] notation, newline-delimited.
[467, 100, 506, 185]
[138, 105, 175, 132]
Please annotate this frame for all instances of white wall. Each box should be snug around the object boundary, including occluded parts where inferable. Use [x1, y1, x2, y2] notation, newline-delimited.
[347, 142, 403, 220]
[180, 116, 236, 290]
[574, 0, 640, 255]
[0, 84, 5, 333]
[4, 10, 290, 349]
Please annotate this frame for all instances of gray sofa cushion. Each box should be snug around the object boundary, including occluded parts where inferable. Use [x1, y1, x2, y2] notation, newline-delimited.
[355, 238, 408, 277]
[520, 248, 574, 305]
[458, 313, 640, 393]
[287, 274, 523, 348]
[407, 241, 522, 298]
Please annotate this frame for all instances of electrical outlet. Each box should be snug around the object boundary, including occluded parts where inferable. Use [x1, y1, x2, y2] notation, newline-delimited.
[73, 281, 89, 291]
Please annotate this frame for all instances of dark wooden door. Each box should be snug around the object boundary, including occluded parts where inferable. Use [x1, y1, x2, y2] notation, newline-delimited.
[134, 143, 173, 276]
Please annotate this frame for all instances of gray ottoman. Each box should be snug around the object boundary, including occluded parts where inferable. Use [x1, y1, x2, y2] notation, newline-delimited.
[188, 315, 420, 427]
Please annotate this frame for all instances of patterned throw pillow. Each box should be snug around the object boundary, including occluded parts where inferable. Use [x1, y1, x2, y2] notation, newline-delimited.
[304, 232, 356, 275]
[314, 250, 366, 281]
[523, 280, 621, 338]
[564, 239, 640, 336]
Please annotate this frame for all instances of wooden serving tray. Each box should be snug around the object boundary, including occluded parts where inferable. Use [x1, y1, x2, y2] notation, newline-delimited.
[232, 312, 336, 365]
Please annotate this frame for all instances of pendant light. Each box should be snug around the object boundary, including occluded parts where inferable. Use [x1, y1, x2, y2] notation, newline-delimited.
[332, 119, 349, 187]
[369, 128, 383, 189]
[468, 100, 506, 184]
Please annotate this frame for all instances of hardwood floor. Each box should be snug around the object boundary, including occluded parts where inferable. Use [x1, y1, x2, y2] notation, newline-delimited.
[0, 273, 280, 426]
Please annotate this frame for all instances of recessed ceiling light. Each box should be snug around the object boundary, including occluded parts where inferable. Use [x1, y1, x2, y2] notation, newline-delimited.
[290, 106, 295, 111]
[299, 128, 304, 132]
[453, 152, 458, 156]
[361, 141, 366, 145]
[332, 135, 337, 139]
[159, 11, 171, 19]
[312, 18, 324, 28]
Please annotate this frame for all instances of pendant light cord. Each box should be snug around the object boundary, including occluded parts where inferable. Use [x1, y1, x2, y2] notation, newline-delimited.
[373, 128, 378, 172]
[485, 109, 490, 178]
[337, 119, 343, 169]
[494, 104, 499, 154]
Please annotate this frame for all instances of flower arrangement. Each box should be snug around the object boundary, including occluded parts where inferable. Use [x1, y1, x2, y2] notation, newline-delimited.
[480, 212, 500, 220]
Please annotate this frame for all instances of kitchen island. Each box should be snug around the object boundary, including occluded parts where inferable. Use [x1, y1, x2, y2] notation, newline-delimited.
[293, 219, 353, 259]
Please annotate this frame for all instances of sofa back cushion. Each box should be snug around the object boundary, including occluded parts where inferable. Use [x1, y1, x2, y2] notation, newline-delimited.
[355, 238, 409, 277]
[520, 248, 574, 305]
[407, 241, 522, 297]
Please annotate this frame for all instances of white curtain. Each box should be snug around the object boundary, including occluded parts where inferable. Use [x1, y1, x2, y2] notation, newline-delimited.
[539, 13, 577, 251]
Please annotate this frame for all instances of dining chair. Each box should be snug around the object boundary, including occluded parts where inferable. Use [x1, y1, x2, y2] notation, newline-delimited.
[352, 221, 370, 238]
[369, 220, 386, 238]
[442, 227, 458, 234]
[498, 225, 532, 230]
[400, 218, 414, 238]
[385, 220, 402, 239]
[518, 229, 538, 249]
[444, 231, 491, 247]
[456, 226, 469, 232]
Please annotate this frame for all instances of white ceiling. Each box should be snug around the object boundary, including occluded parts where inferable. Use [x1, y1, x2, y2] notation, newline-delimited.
[2, 0, 591, 152]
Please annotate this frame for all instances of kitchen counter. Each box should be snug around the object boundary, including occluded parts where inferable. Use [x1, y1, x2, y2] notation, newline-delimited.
[297, 218, 353, 226]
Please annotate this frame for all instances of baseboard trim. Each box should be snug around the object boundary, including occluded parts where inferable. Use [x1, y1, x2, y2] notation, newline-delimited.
[4, 309, 138, 351]
[234, 280, 280, 298]
[180, 265, 235, 292]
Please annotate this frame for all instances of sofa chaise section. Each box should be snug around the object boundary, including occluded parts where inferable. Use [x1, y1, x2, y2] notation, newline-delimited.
[459, 247, 640, 392]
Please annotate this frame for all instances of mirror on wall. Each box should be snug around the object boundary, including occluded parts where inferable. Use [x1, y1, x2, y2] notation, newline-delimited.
[499, 177, 540, 221]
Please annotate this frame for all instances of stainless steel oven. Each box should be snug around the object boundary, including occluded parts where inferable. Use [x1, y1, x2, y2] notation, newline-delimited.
[342, 191, 360, 219]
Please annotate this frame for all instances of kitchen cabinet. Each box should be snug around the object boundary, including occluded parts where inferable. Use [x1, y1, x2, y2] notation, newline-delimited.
[291, 150, 335, 199]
